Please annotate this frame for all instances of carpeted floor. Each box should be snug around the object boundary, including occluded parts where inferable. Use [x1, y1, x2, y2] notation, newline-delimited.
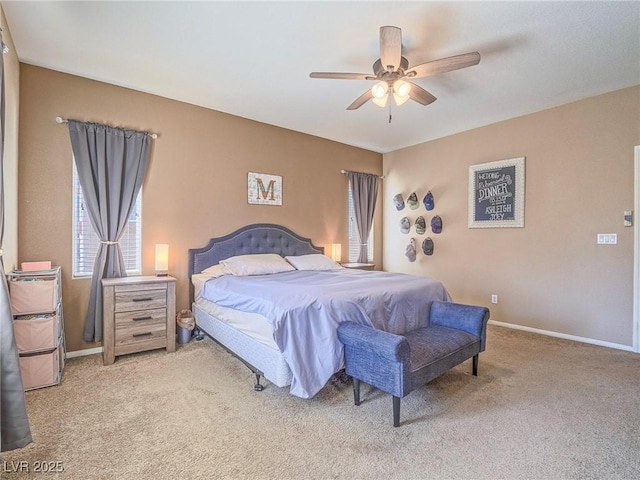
[2, 325, 639, 480]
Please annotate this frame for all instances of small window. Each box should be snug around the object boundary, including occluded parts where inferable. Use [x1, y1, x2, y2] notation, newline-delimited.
[348, 182, 374, 263]
[72, 164, 142, 277]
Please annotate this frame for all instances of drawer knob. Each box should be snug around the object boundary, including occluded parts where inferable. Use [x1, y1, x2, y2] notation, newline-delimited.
[132, 316, 152, 321]
[132, 332, 153, 338]
[132, 297, 153, 302]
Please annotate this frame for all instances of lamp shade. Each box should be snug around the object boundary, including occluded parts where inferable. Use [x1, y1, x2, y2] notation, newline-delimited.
[393, 79, 411, 97]
[371, 81, 389, 108]
[331, 243, 342, 262]
[371, 81, 388, 99]
[393, 80, 411, 106]
[393, 92, 410, 106]
[372, 95, 389, 108]
[155, 244, 169, 273]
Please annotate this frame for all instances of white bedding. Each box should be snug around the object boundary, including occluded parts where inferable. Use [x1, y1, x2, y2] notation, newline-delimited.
[192, 273, 221, 299]
[194, 296, 277, 349]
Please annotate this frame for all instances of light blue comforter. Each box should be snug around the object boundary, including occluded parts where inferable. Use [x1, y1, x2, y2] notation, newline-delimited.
[201, 269, 451, 398]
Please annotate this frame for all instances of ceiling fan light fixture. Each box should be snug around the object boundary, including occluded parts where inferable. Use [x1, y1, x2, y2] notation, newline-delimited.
[371, 81, 389, 108]
[372, 94, 389, 108]
[371, 81, 389, 99]
[392, 80, 411, 106]
[393, 80, 411, 98]
[393, 92, 410, 106]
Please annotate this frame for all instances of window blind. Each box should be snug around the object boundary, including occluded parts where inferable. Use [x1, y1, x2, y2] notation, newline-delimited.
[72, 165, 142, 277]
[348, 182, 374, 263]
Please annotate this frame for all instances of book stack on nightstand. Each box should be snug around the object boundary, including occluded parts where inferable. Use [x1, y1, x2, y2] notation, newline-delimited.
[7, 266, 66, 391]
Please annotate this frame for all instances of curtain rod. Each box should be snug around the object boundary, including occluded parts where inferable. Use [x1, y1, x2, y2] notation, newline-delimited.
[341, 169, 385, 179]
[55, 117, 158, 139]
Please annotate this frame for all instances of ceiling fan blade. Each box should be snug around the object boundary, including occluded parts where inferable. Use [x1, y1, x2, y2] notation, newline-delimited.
[347, 89, 374, 110]
[408, 83, 437, 106]
[310, 72, 375, 80]
[380, 26, 402, 72]
[405, 52, 481, 79]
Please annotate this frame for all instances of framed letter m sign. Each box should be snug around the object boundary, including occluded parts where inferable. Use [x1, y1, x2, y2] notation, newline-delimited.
[248, 172, 283, 206]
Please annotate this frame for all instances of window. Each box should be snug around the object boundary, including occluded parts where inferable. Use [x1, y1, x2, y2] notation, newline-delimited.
[348, 182, 374, 262]
[72, 164, 142, 277]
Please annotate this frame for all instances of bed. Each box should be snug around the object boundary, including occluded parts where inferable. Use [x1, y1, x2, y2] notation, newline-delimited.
[188, 223, 451, 399]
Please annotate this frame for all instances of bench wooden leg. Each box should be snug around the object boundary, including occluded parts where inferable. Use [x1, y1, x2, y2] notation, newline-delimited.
[393, 396, 401, 427]
[353, 378, 361, 406]
[472, 354, 479, 376]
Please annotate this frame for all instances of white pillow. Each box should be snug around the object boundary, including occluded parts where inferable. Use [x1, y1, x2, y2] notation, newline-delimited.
[285, 254, 342, 271]
[201, 264, 230, 277]
[220, 254, 295, 276]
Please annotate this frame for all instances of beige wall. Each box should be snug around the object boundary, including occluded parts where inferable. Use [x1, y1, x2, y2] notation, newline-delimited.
[18, 62, 637, 352]
[1, 6, 20, 270]
[18, 65, 382, 352]
[384, 86, 640, 347]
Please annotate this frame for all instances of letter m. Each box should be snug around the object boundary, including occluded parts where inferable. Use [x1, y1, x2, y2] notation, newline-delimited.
[256, 179, 276, 201]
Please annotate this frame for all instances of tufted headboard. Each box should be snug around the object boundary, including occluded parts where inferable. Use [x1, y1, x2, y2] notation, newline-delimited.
[188, 224, 324, 299]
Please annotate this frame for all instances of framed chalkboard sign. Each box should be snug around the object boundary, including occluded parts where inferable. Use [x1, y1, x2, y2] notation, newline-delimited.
[468, 157, 525, 228]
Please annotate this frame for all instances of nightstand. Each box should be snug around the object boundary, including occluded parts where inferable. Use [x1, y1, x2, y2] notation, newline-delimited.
[102, 275, 176, 365]
[341, 263, 375, 271]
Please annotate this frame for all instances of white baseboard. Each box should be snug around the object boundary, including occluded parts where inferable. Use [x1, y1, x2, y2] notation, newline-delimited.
[65, 346, 103, 359]
[488, 320, 635, 352]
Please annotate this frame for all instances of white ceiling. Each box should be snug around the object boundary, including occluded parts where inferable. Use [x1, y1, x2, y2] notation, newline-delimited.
[2, 1, 639, 153]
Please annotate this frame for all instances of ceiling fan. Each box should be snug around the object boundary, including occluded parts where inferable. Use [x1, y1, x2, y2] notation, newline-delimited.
[309, 26, 480, 111]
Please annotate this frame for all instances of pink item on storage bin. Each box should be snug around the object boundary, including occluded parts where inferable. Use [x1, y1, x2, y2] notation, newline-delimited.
[14, 314, 60, 352]
[18, 344, 61, 390]
[9, 277, 57, 315]
[21, 261, 52, 271]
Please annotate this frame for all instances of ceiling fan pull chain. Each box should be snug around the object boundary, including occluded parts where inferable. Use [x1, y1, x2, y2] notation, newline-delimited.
[388, 101, 392, 124]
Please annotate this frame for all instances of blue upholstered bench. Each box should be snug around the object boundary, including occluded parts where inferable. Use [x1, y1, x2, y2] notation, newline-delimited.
[337, 301, 490, 427]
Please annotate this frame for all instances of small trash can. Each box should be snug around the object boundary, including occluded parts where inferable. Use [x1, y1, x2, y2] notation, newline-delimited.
[176, 309, 195, 344]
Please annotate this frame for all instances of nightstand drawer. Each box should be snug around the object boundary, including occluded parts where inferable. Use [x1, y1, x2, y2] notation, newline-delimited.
[115, 307, 167, 329]
[115, 309, 167, 350]
[114, 287, 167, 312]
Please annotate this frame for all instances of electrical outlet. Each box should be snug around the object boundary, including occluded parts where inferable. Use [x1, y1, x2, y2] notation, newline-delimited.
[491, 294, 498, 304]
[597, 233, 618, 245]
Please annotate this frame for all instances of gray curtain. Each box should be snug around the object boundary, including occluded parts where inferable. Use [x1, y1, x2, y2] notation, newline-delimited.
[68, 121, 151, 342]
[348, 171, 379, 263]
[0, 29, 32, 452]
